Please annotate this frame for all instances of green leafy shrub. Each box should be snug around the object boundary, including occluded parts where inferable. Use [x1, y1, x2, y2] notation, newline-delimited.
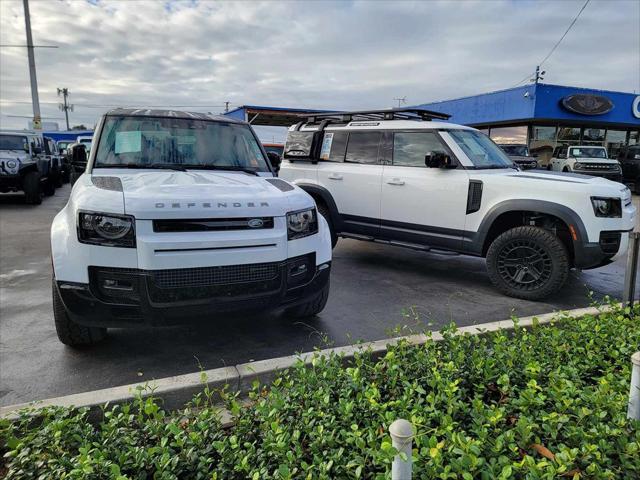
[2, 304, 639, 479]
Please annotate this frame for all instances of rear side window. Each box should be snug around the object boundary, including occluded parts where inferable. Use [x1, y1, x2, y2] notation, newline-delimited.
[284, 131, 315, 159]
[393, 132, 448, 167]
[319, 131, 348, 162]
[345, 131, 381, 164]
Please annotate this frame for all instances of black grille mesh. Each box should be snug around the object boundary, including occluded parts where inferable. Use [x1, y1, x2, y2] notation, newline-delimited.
[152, 262, 280, 288]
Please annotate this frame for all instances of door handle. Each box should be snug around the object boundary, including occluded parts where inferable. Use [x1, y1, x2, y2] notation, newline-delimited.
[328, 173, 343, 180]
[386, 178, 405, 186]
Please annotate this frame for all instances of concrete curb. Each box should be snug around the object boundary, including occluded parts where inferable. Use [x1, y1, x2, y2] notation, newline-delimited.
[0, 305, 609, 419]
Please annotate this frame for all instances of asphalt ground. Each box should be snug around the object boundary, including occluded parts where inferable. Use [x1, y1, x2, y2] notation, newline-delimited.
[1, 184, 638, 407]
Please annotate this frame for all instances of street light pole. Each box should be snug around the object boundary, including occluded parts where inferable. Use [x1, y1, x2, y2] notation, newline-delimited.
[23, 0, 41, 130]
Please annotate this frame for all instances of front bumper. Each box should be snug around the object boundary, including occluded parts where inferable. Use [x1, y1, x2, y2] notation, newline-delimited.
[574, 229, 632, 269]
[56, 254, 331, 327]
[0, 174, 22, 191]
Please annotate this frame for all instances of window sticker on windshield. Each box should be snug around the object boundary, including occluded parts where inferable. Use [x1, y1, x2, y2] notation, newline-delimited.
[320, 133, 333, 160]
[115, 131, 141, 154]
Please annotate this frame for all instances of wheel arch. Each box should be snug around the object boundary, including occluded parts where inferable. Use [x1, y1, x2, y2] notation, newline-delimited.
[475, 200, 588, 263]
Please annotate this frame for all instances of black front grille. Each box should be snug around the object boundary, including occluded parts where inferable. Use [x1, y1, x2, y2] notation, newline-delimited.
[152, 262, 280, 288]
[580, 163, 617, 170]
[153, 217, 274, 233]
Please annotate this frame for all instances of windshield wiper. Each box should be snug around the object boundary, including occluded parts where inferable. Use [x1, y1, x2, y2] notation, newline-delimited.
[180, 164, 260, 176]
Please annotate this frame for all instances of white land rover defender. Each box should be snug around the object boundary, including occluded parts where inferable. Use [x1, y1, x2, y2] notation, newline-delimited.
[51, 109, 332, 346]
[279, 108, 636, 300]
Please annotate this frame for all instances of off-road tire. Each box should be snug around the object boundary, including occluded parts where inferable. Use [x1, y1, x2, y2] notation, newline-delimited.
[317, 202, 338, 249]
[486, 226, 569, 301]
[53, 279, 107, 346]
[286, 281, 330, 318]
[23, 171, 42, 204]
[43, 178, 56, 196]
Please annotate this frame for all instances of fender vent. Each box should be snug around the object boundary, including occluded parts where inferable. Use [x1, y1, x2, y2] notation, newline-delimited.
[466, 180, 483, 214]
[264, 178, 294, 192]
[92, 176, 123, 191]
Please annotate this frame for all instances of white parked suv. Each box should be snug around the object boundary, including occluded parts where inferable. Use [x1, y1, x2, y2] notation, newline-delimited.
[51, 109, 332, 346]
[279, 108, 636, 300]
[549, 145, 623, 182]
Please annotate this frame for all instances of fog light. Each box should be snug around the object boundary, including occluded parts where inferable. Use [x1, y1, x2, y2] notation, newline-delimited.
[290, 264, 308, 277]
[102, 278, 133, 291]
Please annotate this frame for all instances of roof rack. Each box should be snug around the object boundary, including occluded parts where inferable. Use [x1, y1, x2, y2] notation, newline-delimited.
[305, 107, 451, 124]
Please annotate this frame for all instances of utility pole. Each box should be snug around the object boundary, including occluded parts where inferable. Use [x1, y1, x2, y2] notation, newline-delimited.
[57, 88, 72, 130]
[533, 65, 546, 84]
[23, 0, 41, 130]
[394, 96, 407, 108]
[224, 101, 230, 113]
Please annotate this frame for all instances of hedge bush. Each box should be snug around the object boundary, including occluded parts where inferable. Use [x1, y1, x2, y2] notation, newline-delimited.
[2, 304, 639, 479]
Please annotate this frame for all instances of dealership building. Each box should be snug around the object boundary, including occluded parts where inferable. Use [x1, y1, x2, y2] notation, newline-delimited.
[416, 83, 640, 163]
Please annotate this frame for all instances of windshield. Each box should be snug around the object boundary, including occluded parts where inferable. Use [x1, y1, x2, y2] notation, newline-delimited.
[499, 145, 529, 157]
[448, 130, 514, 168]
[57, 141, 70, 150]
[0, 135, 27, 151]
[94, 116, 270, 172]
[569, 147, 607, 159]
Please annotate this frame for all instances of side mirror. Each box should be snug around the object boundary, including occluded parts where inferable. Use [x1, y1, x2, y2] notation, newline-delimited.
[71, 144, 88, 165]
[23, 143, 30, 153]
[267, 151, 282, 172]
[425, 151, 454, 168]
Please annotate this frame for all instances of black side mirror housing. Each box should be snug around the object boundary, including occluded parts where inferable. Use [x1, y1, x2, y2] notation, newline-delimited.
[425, 151, 454, 168]
[72, 144, 88, 166]
[267, 151, 282, 172]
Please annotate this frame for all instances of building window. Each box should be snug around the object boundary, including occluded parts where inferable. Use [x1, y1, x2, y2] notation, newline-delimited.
[557, 127, 581, 142]
[582, 128, 605, 144]
[630, 131, 640, 145]
[532, 126, 556, 141]
[606, 130, 627, 158]
[489, 126, 527, 144]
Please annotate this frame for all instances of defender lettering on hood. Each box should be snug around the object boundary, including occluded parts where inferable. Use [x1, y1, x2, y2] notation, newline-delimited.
[155, 201, 270, 209]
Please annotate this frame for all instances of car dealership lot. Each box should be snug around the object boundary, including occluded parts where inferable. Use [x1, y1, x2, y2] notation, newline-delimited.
[0, 185, 638, 407]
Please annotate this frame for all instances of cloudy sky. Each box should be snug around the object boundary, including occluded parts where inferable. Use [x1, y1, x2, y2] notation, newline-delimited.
[0, 0, 638, 138]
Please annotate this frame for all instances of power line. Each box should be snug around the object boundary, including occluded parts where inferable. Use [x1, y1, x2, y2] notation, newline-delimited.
[540, 0, 590, 67]
[511, 0, 591, 87]
[0, 100, 229, 108]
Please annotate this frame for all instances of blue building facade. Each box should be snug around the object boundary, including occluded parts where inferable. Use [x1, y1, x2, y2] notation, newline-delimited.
[417, 83, 640, 161]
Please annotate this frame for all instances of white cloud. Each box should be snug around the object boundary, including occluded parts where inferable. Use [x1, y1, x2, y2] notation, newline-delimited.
[0, 0, 638, 133]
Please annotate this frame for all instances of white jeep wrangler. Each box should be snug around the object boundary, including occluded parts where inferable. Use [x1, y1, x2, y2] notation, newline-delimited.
[51, 109, 332, 346]
[279, 108, 636, 300]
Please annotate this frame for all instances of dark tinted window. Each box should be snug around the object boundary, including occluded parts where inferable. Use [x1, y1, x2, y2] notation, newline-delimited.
[345, 132, 381, 164]
[393, 132, 448, 167]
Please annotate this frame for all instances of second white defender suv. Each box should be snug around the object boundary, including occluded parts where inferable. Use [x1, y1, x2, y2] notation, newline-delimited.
[51, 109, 332, 346]
[279, 108, 635, 300]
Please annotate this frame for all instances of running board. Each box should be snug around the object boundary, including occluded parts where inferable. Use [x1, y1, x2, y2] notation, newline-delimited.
[340, 233, 460, 256]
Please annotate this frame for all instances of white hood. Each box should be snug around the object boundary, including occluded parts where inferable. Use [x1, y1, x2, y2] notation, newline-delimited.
[92, 169, 312, 219]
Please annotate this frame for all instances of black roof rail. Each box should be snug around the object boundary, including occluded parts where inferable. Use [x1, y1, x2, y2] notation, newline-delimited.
[305, 107, 451, 124]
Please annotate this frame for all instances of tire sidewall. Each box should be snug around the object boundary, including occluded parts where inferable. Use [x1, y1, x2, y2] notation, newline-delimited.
[486, 227, 569, 300]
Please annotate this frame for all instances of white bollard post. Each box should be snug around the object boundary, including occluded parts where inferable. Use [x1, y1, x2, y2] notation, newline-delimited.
[389, 419, 414, 480]
[628, 352, 640, 421]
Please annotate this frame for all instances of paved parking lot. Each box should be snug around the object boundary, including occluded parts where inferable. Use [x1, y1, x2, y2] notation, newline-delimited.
[0, 185, 638, 407]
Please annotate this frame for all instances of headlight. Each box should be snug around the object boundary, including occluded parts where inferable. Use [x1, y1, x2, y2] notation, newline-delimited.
[573, 162, 583, 170]
[6, 160, 17, 168]
[78, 212, 136, 247]
[590, 197, 622, 218]
[287, 208, 318, 240]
